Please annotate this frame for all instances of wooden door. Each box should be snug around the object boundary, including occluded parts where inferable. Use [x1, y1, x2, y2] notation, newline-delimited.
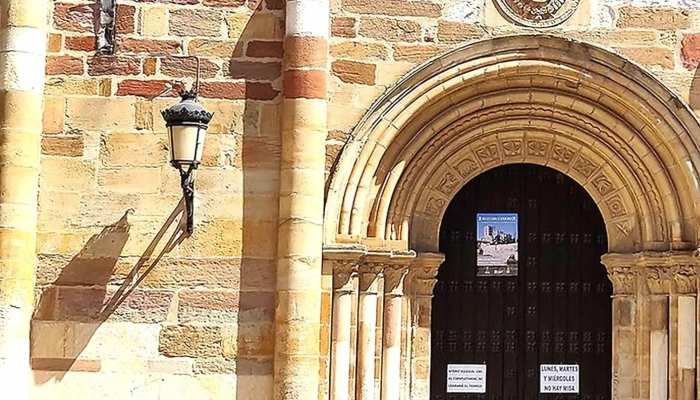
[431, 164, 612, 400]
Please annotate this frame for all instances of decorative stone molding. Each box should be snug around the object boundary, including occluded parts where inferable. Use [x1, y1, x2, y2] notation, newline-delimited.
[324, 36, 700, 255]
[407, 253, 445, 297]
[383, 265, 409, 296]
[603, 252, 700, 295]
[324, 247, 364, 292]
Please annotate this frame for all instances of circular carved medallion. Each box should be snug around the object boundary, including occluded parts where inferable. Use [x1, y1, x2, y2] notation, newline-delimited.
[493, 0, 581, 27]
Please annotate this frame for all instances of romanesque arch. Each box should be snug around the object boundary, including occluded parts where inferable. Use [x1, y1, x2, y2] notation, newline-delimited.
[325, 34, 700, 255]
[322, 35, 700, 400]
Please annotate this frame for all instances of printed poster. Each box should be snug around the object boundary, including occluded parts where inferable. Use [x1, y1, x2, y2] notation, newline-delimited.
[476, 213, 518, 277]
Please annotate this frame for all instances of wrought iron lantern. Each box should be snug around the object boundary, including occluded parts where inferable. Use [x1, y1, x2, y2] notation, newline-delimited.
[160, 58, 213, 235]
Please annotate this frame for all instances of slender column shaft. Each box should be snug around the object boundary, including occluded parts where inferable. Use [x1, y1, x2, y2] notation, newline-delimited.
[356, 264, 382, 400]
[274, 0, 329, 398]
[0, 0, 47, 398]
[677, 295, 695, 400]
[330, 260, 357, 400]
[381, 266, 408, 400]
[650, 296, 669, 400]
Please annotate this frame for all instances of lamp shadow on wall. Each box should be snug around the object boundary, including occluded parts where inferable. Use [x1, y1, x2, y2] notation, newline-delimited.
[31, 200, 188, 384]
[233, 2, 281, 396]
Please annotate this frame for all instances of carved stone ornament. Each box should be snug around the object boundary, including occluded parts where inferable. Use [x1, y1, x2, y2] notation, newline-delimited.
[673, 265, 697, 294]
[607, 266, 638, 295]
[493, 0, 581, 27]
[383, 265, 410, 295]
[645, 266, 674, 294]
[358, 262, 384, 293]
[332, 259, 359, 291]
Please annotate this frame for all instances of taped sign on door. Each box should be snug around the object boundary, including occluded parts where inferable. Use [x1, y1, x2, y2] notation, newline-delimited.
[540, 364, 579, 393]
[447, 364, 486, 393]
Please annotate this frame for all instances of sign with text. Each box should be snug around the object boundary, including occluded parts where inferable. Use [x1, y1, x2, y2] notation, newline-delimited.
[540, 364, 579, 393]
[476, 213, 518, 276]
[446, 364, 486, 393]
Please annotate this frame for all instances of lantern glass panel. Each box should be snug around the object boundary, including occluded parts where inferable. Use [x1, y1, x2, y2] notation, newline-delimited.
[169, 124, 206, 167]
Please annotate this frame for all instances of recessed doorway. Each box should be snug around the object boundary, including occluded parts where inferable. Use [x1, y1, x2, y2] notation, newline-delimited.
[431, 163, 612, 399]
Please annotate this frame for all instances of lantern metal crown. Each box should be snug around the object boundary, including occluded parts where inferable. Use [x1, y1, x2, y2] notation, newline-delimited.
[160, 57, 214, 235]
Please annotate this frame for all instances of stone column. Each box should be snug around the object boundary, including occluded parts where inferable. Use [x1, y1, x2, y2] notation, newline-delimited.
[407, 253, 444, 400]
[646, 267, 672, 400]
[326, 250, 361, 400]
[673, 266, 696, 400]
[274, 0, 329, 398]
[381, 263, 409, 400]
[0, 0, 47, 398]
[356, 261, 383, 400]
[603, 258, 641, 400]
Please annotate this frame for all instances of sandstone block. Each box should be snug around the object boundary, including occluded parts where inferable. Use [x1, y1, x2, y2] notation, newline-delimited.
[283, 69, 327, 99]
[332, 60, 377, 85]
[227, 322, 274, 356]
[42, 96, 65, 134]
[159, 325, 223, 357]
[161, 56, 219, 79]
[140, 257, 243, 289]
[115, 4, 136, 34]
[65, 35, 96, 51]
[45, 55, 84, 76]
[193, 357, 236, 374]
[117, 38, 181, 54]
[54, 3, 94, 33]
[135, 98, 154, 130]
[225, 60, 281, 81]
[681, 33, 700, 69]
[47, 34, 62, 52]
[31, 321, 68, 358]
[393, 44, 443, 63]
[178, 289, 240, 324]
[87, 56, 141, 76]
[227, 12, 283, 40]
[31, 358, 102, 372]
[330, 42, 388, 61]
[344, 0, 441, 17]
[247, 40, 284, 58]
[188, 39, 239, 57]
[170, 9, 222, 37]
[98, 168, 161, 194]
[66, 97, 135, 131]
[437, 20, 484, 44]
[115, 79, 174, 98]
[140, 7, 169, 37]
[147, 358, 193, 374]
[617, 7, 690, 29]
[616, 46, 674, 70]
[196, 99, 246, 134]
[358, 17, 422, 42]
[66, 322, 161, 359]
[143, 58, 157, 76]
[332, 17, 356, 38]
[203, 0, 245, 6]
[42, 135, 84, 157]
[239, 290, 275, 323]
[45, 77, 98, 96]
[178, 219, 243, 257]
[199, 81, 279, 101]
[40, 157, 95, 192]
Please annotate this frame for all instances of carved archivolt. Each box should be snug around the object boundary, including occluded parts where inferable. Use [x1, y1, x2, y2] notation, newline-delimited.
[325, 35, 700, 256]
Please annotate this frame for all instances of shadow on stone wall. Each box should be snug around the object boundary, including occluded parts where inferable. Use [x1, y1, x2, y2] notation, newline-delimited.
[31, 201, 187, 383]
[689, 67, 700, 111]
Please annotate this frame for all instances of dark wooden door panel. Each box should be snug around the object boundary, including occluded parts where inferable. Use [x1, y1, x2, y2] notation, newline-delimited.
[431, 164, 612, 400]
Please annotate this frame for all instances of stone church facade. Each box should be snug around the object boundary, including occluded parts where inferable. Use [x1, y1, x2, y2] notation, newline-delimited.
[2, 0, 700, 398]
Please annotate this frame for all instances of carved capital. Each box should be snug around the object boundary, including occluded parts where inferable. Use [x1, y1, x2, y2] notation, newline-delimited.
[645, 265, 675, 294]
[606, 266, 639, 295]
[383, 265, 410, 296]
[673, 264, 698, 294]
[358, 262, 384, 293]
[332, 259, 359, 292]
[407, 253, 445, 297]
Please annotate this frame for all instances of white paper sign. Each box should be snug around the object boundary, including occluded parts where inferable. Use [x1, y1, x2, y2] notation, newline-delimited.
[447, 364, 486, 393]
[540, 364, 579, 393]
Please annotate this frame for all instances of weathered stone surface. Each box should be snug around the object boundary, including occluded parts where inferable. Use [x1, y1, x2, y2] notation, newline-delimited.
[358, 17, 422, 42]
[344, 0, 441, 17]
[331, 60, 377, 85]
[392, 44, 443, 62]
[332, 17, 356, 38]
[437, 20, 485, 44]
[617, 7, 690, 29]
[681, 33, 700, 69]
[140, 7, 169, 37]
[42, 136, 84, 157]
[616, 46, 674, 69]
[159, 325, 223, 357]
[170, 9, 222, 37]
[178, 289, 240, 324]
[330, 42, 388, 61]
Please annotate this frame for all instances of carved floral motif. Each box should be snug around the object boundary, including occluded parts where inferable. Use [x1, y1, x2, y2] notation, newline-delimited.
[607, 266, 638, 295]
[551, 143, 575, 164]
[673, 265, 697, 294]
[501, 140, 523, 157]
[645, 266, 674, 294]
[606, 195, 627, 218]
[527, 140, 549, 157]
[475, 144, 499, 164]
[572, 155, 597, 178]
[592, 173, 614, 196]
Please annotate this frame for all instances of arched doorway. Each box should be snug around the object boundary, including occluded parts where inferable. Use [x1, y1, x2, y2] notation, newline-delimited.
[431, 164, 611, 399]
[322, 36, 700, 400]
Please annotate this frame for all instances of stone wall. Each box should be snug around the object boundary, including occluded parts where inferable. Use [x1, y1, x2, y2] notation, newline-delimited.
[326, 0, 700, 159]
[32, 0, 282, 398]
[28, 0, 700, 398]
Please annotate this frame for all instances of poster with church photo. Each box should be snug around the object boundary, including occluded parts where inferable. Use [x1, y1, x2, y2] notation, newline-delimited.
[476, 213, 518, 276]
